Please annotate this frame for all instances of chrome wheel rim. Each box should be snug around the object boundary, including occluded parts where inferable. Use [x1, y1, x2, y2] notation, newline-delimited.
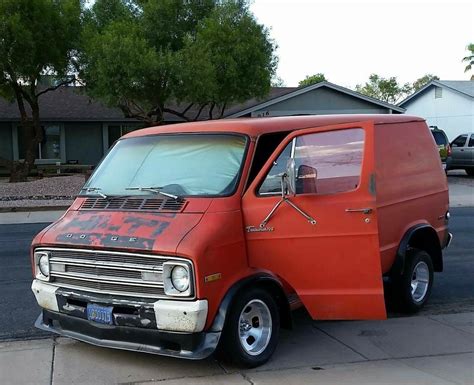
[238, 299, 272, 356]
[411, 261, 430, 302]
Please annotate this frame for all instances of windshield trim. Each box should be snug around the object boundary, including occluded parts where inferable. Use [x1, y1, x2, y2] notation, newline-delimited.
[78, 132, 250, 199]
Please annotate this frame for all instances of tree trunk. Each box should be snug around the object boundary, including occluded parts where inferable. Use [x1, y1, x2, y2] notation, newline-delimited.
[8, 108, 43, 183]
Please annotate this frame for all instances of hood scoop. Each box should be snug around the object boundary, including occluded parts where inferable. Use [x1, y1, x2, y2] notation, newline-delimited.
[80, 197, 186, 212]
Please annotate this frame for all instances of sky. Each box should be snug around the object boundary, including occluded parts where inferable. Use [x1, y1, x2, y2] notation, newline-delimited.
[249, 0, 474, 88]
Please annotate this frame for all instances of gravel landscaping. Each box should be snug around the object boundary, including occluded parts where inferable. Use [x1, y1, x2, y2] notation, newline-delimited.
[0, 175, 86, 209]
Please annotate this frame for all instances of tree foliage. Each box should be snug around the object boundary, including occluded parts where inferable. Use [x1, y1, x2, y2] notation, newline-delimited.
[0, 0, 81, 181]
[271, 76, 286, 87]
[412, 74, 439, 91]
[462, 43, 474, 80]
[79, 0, 277, 125]
[355, 74, 412, 104]
[298, 73, 327, 87]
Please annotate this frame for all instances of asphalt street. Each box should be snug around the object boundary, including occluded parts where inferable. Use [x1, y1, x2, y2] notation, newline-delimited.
[0, 207, 473, 341]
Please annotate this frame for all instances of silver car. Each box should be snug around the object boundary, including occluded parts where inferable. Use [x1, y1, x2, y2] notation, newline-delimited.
[446, 133, 474, 176]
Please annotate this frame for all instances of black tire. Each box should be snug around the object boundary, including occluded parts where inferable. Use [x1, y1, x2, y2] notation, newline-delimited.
[392, 249, 434, 313]
[465, 168, 474, 176]
[217, 287, 280, 368]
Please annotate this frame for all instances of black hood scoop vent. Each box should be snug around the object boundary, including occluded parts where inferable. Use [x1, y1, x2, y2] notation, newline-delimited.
[80, 197, 186, 212]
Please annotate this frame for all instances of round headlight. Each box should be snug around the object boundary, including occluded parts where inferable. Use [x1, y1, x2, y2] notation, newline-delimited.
[171, 266, 189, 292]
[38, 254, 49, 277]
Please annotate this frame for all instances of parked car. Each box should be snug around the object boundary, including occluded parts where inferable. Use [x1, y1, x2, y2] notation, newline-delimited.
[430, 126, 451, 168]
[30, 115, 451, 367]
[446, 133, 474, 176]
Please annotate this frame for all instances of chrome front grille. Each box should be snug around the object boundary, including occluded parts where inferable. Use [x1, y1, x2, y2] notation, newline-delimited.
[41, 248, 191, 299]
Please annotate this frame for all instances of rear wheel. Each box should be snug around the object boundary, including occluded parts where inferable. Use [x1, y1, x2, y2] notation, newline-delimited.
[393, 249, 434, 313]
[218, 288, 280, 368]
[465, 168, 474, 176]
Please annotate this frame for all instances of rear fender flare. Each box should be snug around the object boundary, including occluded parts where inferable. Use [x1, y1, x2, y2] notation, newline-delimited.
[391, 224, 443, 275]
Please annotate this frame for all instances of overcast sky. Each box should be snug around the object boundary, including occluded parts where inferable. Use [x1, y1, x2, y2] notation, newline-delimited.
[250, 0, 474, 88]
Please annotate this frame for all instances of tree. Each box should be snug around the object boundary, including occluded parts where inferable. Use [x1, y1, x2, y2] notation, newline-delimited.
[0, 0, 81, 182]
[298, 73, 327, 87]
[271, 76, 286, 87]
[462, 43, 474, 80]
[79, 0, 277, 125]
[412, 74, 439, 91]
[355, 74, 412, 104]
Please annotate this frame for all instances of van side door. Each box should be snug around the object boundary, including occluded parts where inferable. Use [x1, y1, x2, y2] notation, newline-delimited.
[241, 121, 386, 320]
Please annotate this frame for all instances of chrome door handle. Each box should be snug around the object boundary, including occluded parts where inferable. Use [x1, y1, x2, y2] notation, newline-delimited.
[345, 208, 373, 214]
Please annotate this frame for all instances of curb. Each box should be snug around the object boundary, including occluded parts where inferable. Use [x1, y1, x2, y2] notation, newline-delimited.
[0, 206, 70, 213]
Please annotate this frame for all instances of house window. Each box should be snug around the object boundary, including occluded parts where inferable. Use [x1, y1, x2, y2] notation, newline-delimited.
[18, 124, 61, 160]
[108, 125, 139, 147]
[435, 87, 443, 99]
[40, 125, 61, 159]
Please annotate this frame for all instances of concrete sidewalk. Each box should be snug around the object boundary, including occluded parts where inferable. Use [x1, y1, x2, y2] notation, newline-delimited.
[0, 209, 65, 225]
[1, 311, 472, 385]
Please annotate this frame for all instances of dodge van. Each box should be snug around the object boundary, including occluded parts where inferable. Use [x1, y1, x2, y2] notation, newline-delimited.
[31, 115, 452, 367]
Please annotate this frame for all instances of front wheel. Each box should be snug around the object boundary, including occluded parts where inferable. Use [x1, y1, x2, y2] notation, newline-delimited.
[393, 249, 434, 313]
[218, 288, 280, 368]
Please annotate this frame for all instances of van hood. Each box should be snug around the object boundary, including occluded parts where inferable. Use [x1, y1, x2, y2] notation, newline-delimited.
[38, 209, 204, 254]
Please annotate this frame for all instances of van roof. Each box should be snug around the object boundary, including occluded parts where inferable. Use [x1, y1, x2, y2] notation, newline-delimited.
[124, 114, 424, 139]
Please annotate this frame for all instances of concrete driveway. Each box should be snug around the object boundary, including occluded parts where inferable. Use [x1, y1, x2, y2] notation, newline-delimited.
[1, 310, 473, 384]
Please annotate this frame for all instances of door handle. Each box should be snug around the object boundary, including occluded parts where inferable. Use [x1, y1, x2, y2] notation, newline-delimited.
[345, 208, 373, 214]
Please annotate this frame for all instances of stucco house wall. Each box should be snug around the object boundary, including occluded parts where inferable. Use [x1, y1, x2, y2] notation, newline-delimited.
[251, 87, 389, 117]
[400, 81, 474, 141]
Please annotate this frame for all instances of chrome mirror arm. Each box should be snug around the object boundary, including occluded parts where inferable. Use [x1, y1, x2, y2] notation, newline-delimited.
[259, 174, 317, 228]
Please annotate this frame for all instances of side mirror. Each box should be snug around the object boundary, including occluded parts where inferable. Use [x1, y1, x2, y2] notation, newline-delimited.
[296, 164, 318, 194]
[297, 164, 317, 179]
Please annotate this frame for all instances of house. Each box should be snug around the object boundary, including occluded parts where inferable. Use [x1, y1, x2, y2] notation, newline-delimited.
[0, 81, 404, 168]
[224, 81, 404, 118]
[399, 80, 474, 140]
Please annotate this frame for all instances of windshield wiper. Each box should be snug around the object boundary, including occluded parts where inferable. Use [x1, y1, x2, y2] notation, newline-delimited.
[80, 187, 108, 199]
[125, 186, 179, 200]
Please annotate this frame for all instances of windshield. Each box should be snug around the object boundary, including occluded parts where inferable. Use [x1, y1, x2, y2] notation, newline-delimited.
[82, 134, 247, 197]
[432, 131, 447, 146]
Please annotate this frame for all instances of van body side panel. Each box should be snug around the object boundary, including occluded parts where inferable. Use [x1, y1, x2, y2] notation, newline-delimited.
[375, 122, 449, 273]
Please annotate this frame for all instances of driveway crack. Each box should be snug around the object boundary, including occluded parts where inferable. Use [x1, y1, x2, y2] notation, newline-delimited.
[313, 324, 370, 361]
[49, 338, 57, 385]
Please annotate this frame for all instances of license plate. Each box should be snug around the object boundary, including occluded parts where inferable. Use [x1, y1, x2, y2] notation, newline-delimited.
[86, 303, 114, 325]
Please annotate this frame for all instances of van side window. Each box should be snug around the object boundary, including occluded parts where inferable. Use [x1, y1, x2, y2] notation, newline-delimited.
[258, 142, 292, 195]
[452, 135, 467, 147]
[258, 128, 365, 196]
[293, 128, 365, 195]
[246, 131, 290, 191]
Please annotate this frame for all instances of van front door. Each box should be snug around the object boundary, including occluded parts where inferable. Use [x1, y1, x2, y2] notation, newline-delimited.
[242, 122, 386, 320]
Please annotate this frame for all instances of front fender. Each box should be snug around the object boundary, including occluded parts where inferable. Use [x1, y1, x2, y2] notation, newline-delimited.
[209, 273, 292, 333]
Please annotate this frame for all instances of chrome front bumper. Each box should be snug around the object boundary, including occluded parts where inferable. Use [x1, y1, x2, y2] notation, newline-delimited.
[35, 310, 219, 359]
[32, 280, 218, 359]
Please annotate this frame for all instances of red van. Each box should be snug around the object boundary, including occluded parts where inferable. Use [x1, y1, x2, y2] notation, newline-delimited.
[31, 115, 451, 367]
